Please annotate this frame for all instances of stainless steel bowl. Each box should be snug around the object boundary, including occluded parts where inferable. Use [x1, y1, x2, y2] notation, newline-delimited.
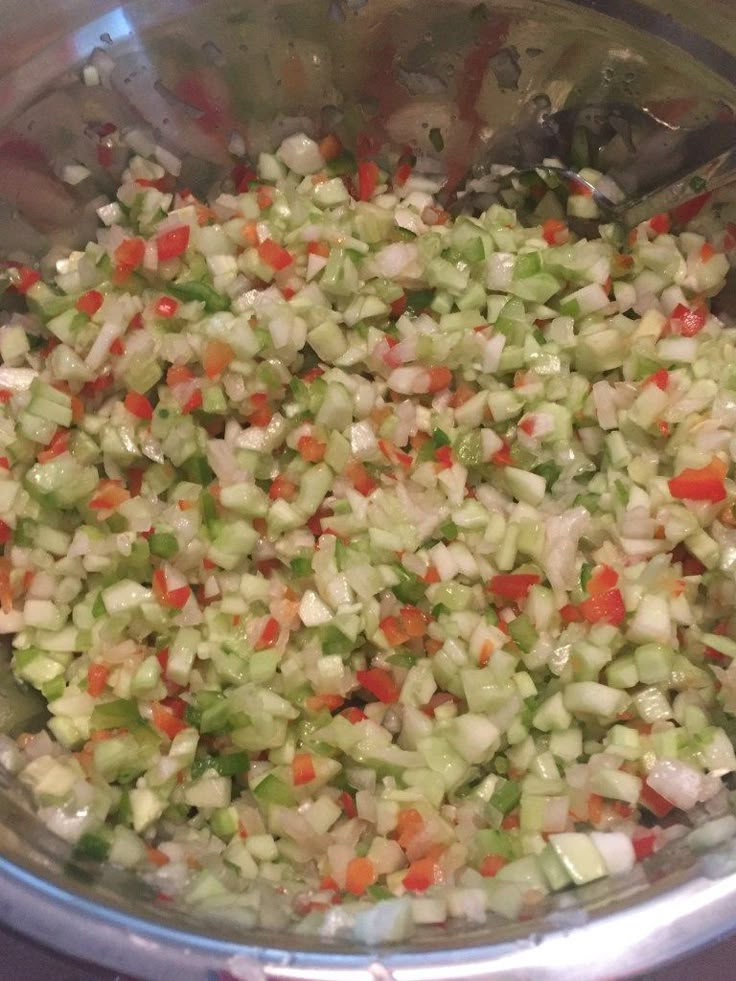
[1, 2, 736, 978]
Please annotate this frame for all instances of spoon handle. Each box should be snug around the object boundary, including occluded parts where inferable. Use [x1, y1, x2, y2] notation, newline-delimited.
[619, 146, 736, 229]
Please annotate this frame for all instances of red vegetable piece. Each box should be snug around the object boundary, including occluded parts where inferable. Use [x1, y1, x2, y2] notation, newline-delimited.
[258, 238, 293, 271]
[649, 212, 670, 235]
[151, 701, 188, 740]
[156, 225, 190, 261]
[256, 617, 280, 650]
[6, 264, 40, 294]
[579, 587, 626, 626]
[488, 573, 540, 602]
[124, 392, 153, 421]
[586, 564, 619, 596]
[154, 296, 179, 319]
[75, 290, 104, 317]
[380, 615, 410, 647]
[292, 752, 316, 786]
[644, 368, 669, 391]
[640, 781, 675, 818]
[669, 303, 707, 337]
[87, 663, 109, 698]
[356, 667, 401, 704]
[479, 854, 507, 877]
[668, 457, 727, 503]
[357, 160, 380, 201]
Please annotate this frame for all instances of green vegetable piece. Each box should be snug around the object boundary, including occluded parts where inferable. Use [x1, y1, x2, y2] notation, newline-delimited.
[509, 614, 537, 653]
[169, 280, 231, 312]
[490, 779, 521, 815]
[149, 532, 178, 559]
[73, 830, 111, 862]
[90, 699, 142, 732]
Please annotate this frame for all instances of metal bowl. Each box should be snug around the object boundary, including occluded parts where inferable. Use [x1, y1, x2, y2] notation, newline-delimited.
[1, 1, 736, 978]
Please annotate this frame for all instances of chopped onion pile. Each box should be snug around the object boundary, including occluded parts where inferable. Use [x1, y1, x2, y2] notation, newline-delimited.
[1, 133, 736, 941]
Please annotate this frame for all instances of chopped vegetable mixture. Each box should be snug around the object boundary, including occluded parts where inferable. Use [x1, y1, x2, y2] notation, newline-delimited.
[1, 132, 736, 939]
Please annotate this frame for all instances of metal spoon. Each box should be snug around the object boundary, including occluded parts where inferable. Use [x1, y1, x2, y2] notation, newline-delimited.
[447, 145, 736, 231]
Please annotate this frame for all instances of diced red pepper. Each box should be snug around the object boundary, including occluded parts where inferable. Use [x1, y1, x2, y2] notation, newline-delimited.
[341, 707, 367, 725]
[380, 615, 410, 647]
[124, 391, 153, 421]
[156, 225, 190, 261]
[256, 186, 274, 211]
[292, 752, 316, 786]
[231, 163, 257, 192]
[378, 439, 413, 472]
[434, 445, 453, 470]
[0, 390, 11, 405]
[151, 701, 188, 740]
[668, 457, 727, 502]
[258, 239, 293, 271]
[297, 434, 327, 462]
[400, 605, 429, 639]
[305, 693, 344, 713]
[357, 160, 380, 201]
[425, 366, 452, 393]
[669, 303, 707, 337]
[152, 568, 191, 609]
[640, 781, 675, 818]
[256, 617, 280, 650]
[147, 847, 171, 868]
[480, 854, 507, 877]
[559, 603, 583, 623]
[491, 442, 513, 467]
[649, 212, 670, 235]
[632, 831, 657, 862]
[182, 390, 203, 413]
[390, 293, 408, 318]
[700, 242, 716, 262]
[302, 366, 325, 384]
[587, 564, 619, 596]
[89, 479, 131, 511]
[37, 429, 70, 463]
[75, 290, 104, 317]
[579, 587, 626, 626]
[395, 808, 425, 848]
[345, 460, 378, 496]
[136, 177, 168, 191]
[0, 457, 9, 470]
[82, 373, 113, 398]
[0, 520, 11, 545]
[339, 790, 358, 817]
[356, 667, 401, 704]
[645, 368, 669, 391]
[402, 846, 445, 892]
[542, 218, 569, 246]
[158, 696, 186, 718]
[113, 238, 145, 282]
[269, 474, 297, 501]
[154, 296, 179, 319]
[345, 857, 377, 896]
[671, 191, 712, 226]
[87, 663, 109, 697]
[6, 264, 40, 294]
[202, 339, 234, 379]
[249, 386, 281, 429]
[394, 160, 413, 187]
[166, 364, 194, 387]
[487, 573, 540, 602]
